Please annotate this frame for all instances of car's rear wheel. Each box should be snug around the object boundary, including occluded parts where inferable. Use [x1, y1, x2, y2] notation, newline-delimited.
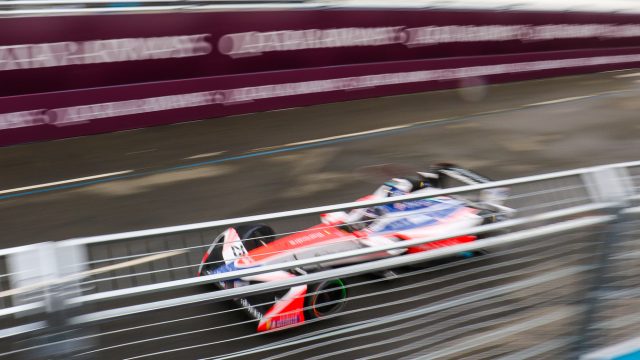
[235, 224, 276, 251]
[304, 279, 348, 320]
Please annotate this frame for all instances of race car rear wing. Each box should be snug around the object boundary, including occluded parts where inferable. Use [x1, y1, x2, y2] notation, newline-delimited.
[420, 163, 492, 186]
[422, 164, 514, 214]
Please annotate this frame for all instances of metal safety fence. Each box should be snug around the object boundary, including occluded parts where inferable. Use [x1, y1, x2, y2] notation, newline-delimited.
[0, 160, 639, 359]
[3, 0, 640, 16]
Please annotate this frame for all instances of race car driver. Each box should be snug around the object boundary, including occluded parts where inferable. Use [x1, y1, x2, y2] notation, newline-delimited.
[346, 173, 436, 228]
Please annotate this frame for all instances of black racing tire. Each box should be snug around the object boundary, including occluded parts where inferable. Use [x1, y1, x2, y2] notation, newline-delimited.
[304, 279, 348, 320]
[234, 224, 276, 251]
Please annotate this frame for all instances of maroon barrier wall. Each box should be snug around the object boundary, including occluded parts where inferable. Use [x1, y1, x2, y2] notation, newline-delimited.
[2, 8, 640, 146]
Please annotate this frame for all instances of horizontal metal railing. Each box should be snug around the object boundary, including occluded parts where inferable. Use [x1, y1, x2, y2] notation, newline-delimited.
[55, 176, 592, 297]
[1, 236, 592, 358]
[0, 200, 613, 315]
[2, 0, 640, 16]
[0, 161, 639, 359]
[65, 203, 615, 305]
[5, 162, 616, 301]
[139, 268, 591, 360]
[0, 161, 637, 313]
[68, 214, 611, 324]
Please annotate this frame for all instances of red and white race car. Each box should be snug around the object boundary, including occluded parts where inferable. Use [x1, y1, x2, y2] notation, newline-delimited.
[197, 164, 513, 332]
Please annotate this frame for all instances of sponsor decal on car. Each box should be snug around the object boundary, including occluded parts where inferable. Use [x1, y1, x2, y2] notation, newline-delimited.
[287, 230, 328, 246]
[267, 313, 302, 330]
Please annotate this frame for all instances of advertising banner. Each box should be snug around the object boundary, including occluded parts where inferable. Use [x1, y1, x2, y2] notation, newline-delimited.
[2, 9, 640, 146]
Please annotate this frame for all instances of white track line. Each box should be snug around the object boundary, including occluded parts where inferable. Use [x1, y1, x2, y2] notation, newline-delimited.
[614, 71, 640, 78]
[525, 95, 595, 107]
[0, 170, 133, 195]
[251, 124, 413, 152]
[183, 151, 227, 160]
[250, 90, 622, 154]
[126, 149, 157, 155]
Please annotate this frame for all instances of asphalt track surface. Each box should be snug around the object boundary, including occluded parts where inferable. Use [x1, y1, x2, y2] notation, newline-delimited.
[1, 70, 640, 359]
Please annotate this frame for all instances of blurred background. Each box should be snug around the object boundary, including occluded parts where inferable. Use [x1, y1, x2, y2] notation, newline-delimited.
[1, 0, 640, 359]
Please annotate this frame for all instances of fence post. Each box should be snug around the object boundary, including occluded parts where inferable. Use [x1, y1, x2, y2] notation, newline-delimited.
[7, 242, 95, 359]
[575, 166, 634, 357]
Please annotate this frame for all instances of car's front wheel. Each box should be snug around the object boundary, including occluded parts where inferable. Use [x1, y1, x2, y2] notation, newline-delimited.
[304, 279, 348, 320]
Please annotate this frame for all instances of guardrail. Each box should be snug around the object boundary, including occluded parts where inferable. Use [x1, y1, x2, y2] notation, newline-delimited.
[0, 160, 639, 359]
[2, 0, 640, 14]
[0, 0, 312, 17]
[0, 160, 636, 299]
